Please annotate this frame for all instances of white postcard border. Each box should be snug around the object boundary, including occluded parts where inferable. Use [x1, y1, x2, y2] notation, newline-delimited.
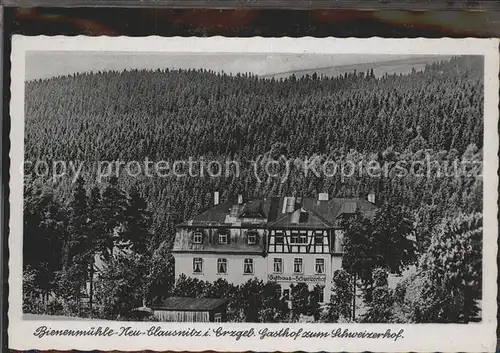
[8, 35, 499, 352]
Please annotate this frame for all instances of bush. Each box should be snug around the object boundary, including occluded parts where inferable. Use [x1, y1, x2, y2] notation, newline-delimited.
[23, 266, 44, 314]
[237, 278, 265, 322]
[362, 268, 395, 323]
[290, 283, 322, 322]
[259, 282, 290, 323]
[46, 297, 64, 316]
[392, 213, 483, 324]
[172, 274, 208, 298]
[22, 297, 44, 315]
[323, 270, 353, 322]
[204, 278, 240, 321]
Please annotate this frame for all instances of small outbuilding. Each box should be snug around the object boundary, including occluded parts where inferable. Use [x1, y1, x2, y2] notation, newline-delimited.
[152, 297, 229, 322]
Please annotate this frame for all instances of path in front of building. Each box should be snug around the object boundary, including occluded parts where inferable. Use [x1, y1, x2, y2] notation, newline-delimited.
[23, 313, 111, 321]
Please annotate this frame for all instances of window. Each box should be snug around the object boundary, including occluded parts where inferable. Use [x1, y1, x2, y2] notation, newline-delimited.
[193, 232, 203, 244]
[218, 230, 228, 244]
[217, 258, 227, 274]
[293, 258, 303, 273]
[247, 231, 257, 245]
[193, 258, 203, 273]
[244, 258, 254, 274]
[276, 285, 282, 299]
[315, 258, 325, 274]
[317, 287, 325, 303]
[275, 233, 284, 245]
[273, 258, 283, 273]
[290, 231, 307, 244]
[314, 233, 323, 245]
[283, 289, 290, 301]
[214, 313, 222, 323]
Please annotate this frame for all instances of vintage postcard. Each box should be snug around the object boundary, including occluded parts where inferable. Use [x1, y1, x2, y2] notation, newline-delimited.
[8, 36, 499, 351]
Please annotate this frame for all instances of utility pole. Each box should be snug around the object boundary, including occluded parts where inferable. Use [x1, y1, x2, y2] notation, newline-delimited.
[352, 273, 356, 321]
[89, 259, 94, 318]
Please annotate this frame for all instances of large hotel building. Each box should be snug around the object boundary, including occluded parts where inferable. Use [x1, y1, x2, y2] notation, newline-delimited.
[172, 192, 378, 303]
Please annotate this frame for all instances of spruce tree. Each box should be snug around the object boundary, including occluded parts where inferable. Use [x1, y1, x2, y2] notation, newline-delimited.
[87, 185, 106, 315]
[120, 186, 153, 306]
[100, 176, 126, 260]
[66, 176, 90, 304]
[121, 187, 152, 255]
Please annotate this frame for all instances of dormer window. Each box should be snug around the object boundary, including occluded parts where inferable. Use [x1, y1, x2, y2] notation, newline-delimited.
[218, 230, 228, 244]
[247, 231, 257, 245]
[299, 210, 309, 223]
[193, 232, 203, 244]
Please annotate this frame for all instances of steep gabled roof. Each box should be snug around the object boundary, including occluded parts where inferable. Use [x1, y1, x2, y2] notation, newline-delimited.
[238, 199, 267, 218]
[177, 196, 378, 228]
[268, 206, 332, 229]
[179, 201, 234, 226]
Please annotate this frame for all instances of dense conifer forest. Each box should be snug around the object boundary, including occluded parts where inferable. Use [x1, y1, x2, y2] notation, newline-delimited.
[23, 55, 483, 322]
[26, 56, 482, 160]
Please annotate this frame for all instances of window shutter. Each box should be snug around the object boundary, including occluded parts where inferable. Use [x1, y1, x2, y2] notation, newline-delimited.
[255, 231, 260, 244]
[227, 230, 231, 244]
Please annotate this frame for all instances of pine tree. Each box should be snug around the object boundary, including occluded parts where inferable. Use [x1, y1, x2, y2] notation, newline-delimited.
[23, 187, 66, 301]
[65, 176, 91, 304]
[120, 187, 152, 255]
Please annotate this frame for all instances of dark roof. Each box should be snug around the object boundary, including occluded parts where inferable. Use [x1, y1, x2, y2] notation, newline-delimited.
[179, 197, 280, 227]
[152, 297, 229, 311]
[269, 207, 332, 229]
[184, 201, 235, 225]
[178, 196, 378, 228]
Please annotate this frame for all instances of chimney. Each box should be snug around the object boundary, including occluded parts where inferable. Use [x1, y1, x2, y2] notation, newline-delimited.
[282, 196, 296, 213]
[367, 191, 375, 204]
[238, 194, 243, 204]
[214, 191, 220, 205]
[318, 193, 329, 201]
[286, 197, 296, 213]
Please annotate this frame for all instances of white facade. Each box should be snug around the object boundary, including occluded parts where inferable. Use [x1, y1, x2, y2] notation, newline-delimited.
[174, 252, 267, 285]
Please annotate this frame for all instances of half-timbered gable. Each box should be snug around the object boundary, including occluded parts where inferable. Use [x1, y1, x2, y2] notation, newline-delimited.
[268, 207, 331, 254]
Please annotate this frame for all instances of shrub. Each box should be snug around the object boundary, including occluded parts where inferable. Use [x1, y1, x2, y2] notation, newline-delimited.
[362, 268, 395, 323]
[46, 297, 64, 316]
[323, 269, 353, 322]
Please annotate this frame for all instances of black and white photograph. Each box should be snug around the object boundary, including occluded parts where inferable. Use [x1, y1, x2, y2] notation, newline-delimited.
[8, 36, 498, 352]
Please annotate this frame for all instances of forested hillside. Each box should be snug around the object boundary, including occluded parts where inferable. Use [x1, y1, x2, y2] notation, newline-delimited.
[26, 56, 482, 161]
[24, 55, 483, 241]
[23, 56, 484, 321]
